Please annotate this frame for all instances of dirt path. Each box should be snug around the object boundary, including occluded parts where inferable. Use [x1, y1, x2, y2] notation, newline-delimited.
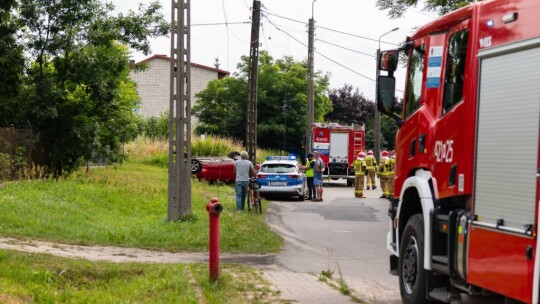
[0, 237, 275, 265]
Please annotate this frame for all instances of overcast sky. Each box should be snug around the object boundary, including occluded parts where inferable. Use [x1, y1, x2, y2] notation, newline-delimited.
[112, 0, 437, 98]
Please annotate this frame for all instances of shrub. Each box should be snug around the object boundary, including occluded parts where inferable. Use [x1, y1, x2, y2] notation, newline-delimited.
[125, 135, 287, 166]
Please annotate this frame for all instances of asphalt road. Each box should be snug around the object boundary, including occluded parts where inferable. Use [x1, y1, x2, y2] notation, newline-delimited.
[266, 179, 505, 304]
[267, 180, 401, 304]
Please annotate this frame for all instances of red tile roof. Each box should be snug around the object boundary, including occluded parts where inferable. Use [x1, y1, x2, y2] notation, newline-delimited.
[134, 54, 230, 79]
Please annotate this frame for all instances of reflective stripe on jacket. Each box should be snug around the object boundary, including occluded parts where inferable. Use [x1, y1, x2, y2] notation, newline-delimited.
[353, 159, 366, 175]
[365, 155, 376, 170]
[305, 159, 314, 177]
[378, 158, 392, 176]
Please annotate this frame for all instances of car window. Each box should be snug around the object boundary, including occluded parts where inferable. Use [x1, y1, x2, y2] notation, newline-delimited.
[261, 164, 296, 174]
[442, 30, 468, 114]
[404, 45, 425, 118]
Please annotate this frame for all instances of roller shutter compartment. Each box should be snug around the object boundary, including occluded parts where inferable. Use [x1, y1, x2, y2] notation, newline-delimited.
[474, 46, 540, 231]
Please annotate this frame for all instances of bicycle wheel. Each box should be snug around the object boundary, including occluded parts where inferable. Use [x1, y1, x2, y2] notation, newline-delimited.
[247, 189, 253, 212]
[254, 197, 262, 214]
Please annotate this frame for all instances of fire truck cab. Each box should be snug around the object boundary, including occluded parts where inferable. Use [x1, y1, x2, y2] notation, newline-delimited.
[377, 0, 540, 303]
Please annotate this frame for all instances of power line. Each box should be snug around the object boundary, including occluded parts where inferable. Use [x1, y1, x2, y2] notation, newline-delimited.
[221, 0, 230, 70]
[315, 51, 375, 82]
[261, 22, 271, 53]
[317, 25, 399, 46]
[317, 38, 375, 58]
[263, 16, 376, 82]
[262, 11, 306, 25]
[411, 9, 436, 19]
[262, 10, 399, 46]
[264, 15, 405, 93]
[192, 21, 250, 26]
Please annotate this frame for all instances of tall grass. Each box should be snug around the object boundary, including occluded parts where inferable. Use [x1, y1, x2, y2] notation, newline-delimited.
[125, 135, 286, 166]
[192, 136, 243, 157]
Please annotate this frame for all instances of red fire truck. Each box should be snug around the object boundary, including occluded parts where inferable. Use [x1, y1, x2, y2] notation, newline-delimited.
[377, 0, 540, 303]
[311, 123, 365, 186]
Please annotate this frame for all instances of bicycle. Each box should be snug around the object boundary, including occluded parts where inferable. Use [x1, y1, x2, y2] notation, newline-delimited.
[247, 177, 262, 214]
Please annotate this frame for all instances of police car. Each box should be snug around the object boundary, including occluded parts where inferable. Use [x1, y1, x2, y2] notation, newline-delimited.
[257, 156, 308, 201]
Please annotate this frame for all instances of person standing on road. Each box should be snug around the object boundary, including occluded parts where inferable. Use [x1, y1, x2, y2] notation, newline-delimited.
[234, 151, 257, 211]
[388, 150, 396, 198]
[352, 152, 367, 198]
[365, 150, 377, 190]
[378, 150, 392, 198]
[301, 153, 315, 200]
[312, 151, 325, 201]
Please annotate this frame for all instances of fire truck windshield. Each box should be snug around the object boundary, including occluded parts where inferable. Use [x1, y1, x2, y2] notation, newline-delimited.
[404, 45, 425, 118]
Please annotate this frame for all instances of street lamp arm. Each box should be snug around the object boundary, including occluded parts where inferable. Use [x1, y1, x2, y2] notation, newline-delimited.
[378, 27, 399, 50]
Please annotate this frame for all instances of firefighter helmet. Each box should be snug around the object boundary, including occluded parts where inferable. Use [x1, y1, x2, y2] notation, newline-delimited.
[382, 150, 389, 157]
[358, 151, 366, 157]
[391, 150, 396, 156]
[367, 150, 373, 155]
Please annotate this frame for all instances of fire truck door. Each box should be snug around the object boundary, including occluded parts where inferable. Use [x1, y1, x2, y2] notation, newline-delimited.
[468, 44, 540, 303]
[430, 26, 469, 198]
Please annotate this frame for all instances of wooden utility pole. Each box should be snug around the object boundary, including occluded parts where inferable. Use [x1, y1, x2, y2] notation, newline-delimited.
[374, 48, 381, 163]
[168, 0, 192, 220]
[246, 0, 261, 165]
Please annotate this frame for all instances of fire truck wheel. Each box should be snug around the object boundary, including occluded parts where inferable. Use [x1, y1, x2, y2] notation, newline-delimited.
[346, 179, 354, 187]
[399, 214, 428, 304]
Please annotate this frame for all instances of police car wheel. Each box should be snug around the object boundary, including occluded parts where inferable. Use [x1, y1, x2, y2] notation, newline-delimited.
[303, 182, 309, 200]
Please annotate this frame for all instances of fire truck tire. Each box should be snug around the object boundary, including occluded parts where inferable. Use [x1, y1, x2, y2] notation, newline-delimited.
[399, 214, 428, 304]
[346, 179, 354, 187]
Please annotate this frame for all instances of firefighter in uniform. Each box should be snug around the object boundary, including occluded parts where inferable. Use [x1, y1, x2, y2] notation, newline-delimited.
[378, 150, 392, 198]
[365, 150, 377, 190]
[351, 152, 367, 198]
[388, 150, 396, 198]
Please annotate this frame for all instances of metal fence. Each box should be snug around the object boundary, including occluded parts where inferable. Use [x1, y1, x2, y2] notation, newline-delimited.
[0, 128, 36, 180]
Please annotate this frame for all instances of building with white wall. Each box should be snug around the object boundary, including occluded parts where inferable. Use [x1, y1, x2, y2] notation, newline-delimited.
[130, 54, 229, 125]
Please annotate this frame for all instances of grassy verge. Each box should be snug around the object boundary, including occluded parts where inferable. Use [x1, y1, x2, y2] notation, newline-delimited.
[0, 162, 283, 253]
[0, 249, 282, 303]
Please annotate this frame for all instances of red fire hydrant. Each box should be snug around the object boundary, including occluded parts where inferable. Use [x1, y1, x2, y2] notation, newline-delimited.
[206, 197, 223, 282]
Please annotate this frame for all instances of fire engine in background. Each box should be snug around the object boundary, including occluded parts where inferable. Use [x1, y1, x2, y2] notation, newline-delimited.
[311, 123, 365, 186]
[377, 0, 540, 303]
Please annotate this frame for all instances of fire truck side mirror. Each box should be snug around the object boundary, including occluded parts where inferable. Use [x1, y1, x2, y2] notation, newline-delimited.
[379, 50, 399, 72]
[377, 75, 402, 125]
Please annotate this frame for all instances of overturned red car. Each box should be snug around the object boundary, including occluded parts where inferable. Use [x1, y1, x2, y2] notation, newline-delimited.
[191, 156, 237, 183]
[191, 152, 261, 183]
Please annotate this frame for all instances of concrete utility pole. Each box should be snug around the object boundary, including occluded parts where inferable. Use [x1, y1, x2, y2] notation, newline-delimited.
[306, 0, 316, 156]
[168, 0, 192, 220]
[374, 48, 381, 163]
[246, 0, 261, 165]
[375, 27, 398, 162]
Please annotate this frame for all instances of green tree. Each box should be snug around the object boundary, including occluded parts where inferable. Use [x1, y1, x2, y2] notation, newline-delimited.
[0, 0, 24, 125]
[15, 0, 168, 176]
[193, 51, 332, 154]
[326, 84, 375, 126]
[377, 0, 474, 18]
